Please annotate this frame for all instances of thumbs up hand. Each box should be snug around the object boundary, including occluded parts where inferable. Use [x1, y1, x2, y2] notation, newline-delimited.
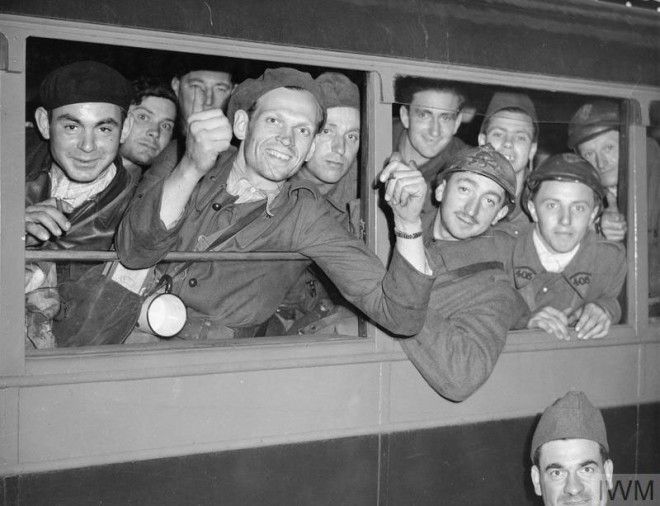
[183, 87, 233, 178]
[600, 190, 627, 242]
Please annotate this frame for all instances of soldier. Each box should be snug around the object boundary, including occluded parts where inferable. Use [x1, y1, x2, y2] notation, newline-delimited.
[270, 72, 363, 335]
[478, 92, 538, 237]
[394, 76, 468, 187]
[399, 145, 528, 401]
[569, 100, 660, 308]
[120, 77, 177, 171]
[25, 61, 138, 347]
[515, 154, 626, 340]
[117, 68, 434, 340]
[530, 391, 613, 506]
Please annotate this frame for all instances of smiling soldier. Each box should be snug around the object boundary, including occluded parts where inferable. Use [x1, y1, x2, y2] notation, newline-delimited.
[117, 67, 434, 340]
[24, 60, 138, 348]
[478, 92, 539, 237]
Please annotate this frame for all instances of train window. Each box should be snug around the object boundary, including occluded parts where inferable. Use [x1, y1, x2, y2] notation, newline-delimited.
[648, 101, 660, 319]
[23, 37, 371, 352]
[392, 75, 631, 337]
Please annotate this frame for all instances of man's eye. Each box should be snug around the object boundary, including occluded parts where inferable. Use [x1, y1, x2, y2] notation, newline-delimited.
[266, 117, 279, 125]
[137, 113, 148, 121]
[458, 185, 470, 193]
[549, 469, 565, 480]
[574, 204, 586, 213]
[63, 124, 78, 131]
[440, 113, 455, 122]
[485, 197, 496, 207]
[347, 133, 359, 143]
[546, 202, 557, 209]
[581, 465, 596, 474]
[489, 131, 503, 139]
[99, 126, 114, 133]
[416, 110, 430, 119]
[320, 128, 331, 135]
[161, 122, 174, 131]
[298, 127, 311, 136]
[516, 134, 530, 143]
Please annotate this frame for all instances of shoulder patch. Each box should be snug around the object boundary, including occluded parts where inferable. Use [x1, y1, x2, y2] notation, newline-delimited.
[514, 266, 536, 282]
[568, 271, 592, 287]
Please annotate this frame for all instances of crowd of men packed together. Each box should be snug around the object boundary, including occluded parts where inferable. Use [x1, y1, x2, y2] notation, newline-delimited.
[21, 58, 659, 504]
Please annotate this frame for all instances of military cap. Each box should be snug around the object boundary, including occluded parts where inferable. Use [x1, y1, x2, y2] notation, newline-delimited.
[480, 92, 538, 140]
[531, 391, 609, 461]
[227, 67, 324, 124]
[568, 101, 620, 150]
[315, 72, 360, 110]
[522, 153, 605, 215]
[441, 144, 517, 209]
[40, 61, 133, 111]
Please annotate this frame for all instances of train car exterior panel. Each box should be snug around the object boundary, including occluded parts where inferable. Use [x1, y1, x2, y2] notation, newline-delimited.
[1, 0, 658, 86]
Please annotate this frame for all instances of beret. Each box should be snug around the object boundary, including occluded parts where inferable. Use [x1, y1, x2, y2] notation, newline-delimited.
[522, 152, 605, 215]
[441, 144, 517, 210]
[315, 72, 360, 110]
[40, 61, 133, 111]
[227, 67, 324, 124]
[481, 92, 538, 139]
[531, 391, 609, 461]
[568, 100, 620, 150]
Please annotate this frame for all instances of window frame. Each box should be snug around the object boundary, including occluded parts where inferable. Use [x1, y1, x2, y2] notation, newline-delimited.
[1, 14, 658, 387]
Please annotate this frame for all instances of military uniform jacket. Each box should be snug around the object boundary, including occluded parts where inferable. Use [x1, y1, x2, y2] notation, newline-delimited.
[116, 146, 434, 335]
[25, 128, 140, 282]
[400, 225, 528, 402]
[512, 228, 626, 324]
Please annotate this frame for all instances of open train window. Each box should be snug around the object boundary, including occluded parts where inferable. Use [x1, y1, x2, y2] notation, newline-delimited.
[391, 75, 632, 339]
[23, 37, 371, 352]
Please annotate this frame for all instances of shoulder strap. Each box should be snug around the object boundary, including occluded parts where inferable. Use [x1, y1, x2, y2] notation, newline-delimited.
[166, 201, 267, 282]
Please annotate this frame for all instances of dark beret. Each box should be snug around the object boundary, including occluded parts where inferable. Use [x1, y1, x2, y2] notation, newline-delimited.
[40, 61, 133, 111]
[227, 67, 324, 124]
[441, 144, 517, 210]
[531, 391, 609, 461]
[568, 100, 620, 150]
[315, 72, 360, 110]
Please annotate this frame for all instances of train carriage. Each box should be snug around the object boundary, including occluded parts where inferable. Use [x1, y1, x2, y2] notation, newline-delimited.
[0, 1, 659, 504]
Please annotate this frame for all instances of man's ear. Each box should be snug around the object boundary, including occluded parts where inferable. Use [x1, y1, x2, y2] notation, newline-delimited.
[530, 465, 543, 497]
[120, 113, 134, 144]
[435, 179, 447, 204]
[492, 204, 510, 225]
[400, 105, 410, 130]
[527, 199, 539, 223]
[604, 459, 614, 490]
[304, 136, 317, 163]
[233, 110, 249, 140]
[171, 76, 181, 99]
[451, 111, 463, 135]
[477, 132, 486, 147]
[34, 107, 51, 140]
[589, 204, 600, 225]
[529, 142, 538, 165]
